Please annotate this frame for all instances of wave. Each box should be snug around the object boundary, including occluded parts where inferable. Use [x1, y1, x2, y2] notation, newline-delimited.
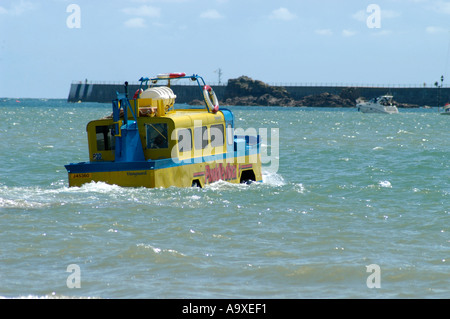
[0, 170, 289, 210]
[262, 170, 286, 186]
[136, 243, 186, 257]
[0, 182, 130, 209]
[0, 198, 48, 209]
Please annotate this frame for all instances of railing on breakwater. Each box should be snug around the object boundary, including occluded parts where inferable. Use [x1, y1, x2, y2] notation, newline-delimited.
[72, 80, 450, 88]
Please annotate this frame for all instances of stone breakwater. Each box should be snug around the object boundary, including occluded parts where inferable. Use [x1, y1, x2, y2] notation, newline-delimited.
[68, 76, 450, 107]
[218, 76, 357, 107]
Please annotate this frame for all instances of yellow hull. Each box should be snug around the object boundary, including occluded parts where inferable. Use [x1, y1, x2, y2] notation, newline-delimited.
[67, 155, 262, 188]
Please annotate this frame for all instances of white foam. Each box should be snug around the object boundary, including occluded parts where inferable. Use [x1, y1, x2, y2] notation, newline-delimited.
[68, 181, 123, 193]
[136, 243, 185, 256]
[206, 179, 247, 191]
[379, 180, 392, 188]
[262, 171, 285, 186]
[0, 198, 47, 209]
[294, 183, 306, 193]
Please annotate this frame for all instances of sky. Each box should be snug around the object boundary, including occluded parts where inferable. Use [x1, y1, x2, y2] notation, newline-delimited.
[1, 0, 450, 98]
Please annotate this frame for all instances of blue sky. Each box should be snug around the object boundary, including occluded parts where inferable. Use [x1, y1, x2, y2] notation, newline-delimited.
[1, 0, 450, 98]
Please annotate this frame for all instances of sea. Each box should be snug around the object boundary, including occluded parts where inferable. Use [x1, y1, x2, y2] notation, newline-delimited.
[0, 98, 448, 299]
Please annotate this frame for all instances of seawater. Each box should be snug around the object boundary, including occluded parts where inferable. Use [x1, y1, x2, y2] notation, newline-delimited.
[0, 99, 448, 299]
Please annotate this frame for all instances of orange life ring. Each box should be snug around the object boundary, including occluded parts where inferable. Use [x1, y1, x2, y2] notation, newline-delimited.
[133, 89, 143, 99]
[203, 85, 219, 113]
[157, 72, 186, 79]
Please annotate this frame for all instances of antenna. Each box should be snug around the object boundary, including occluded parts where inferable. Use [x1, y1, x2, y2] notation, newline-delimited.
[214, 68, 223, 85]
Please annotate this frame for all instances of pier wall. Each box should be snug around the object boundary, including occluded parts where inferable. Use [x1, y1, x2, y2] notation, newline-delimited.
[283, 86, 450, 106]
[68, 83, 227, 104]
[68, 82, 450, 106]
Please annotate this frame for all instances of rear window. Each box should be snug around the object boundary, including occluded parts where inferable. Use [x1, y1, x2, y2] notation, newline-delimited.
[146, 123, 168, 149]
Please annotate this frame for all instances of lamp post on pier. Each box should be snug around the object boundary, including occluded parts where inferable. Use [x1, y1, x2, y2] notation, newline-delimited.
[435, 75, 444, 112]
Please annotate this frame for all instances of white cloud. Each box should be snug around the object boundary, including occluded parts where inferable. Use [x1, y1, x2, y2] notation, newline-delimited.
[342, 29, 357, 37]
[0, 0, 35, 16]
[200, 9, 223, 19]
[382, 10, 401, 19]
[352, 9, 366, 22]
[122, 5, 161, 18]
[371, 29, 393, 36]
[124, 17, 147, 28]
[352, 8, 400, 21]
[269, 7, 296, 21]
[433, 0, 450, 14]
[426, 26, 448, 33]
[315, 29, 333, 36]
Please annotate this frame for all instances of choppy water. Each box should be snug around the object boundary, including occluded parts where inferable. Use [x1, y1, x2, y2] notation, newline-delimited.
[0, 98, 448, 299]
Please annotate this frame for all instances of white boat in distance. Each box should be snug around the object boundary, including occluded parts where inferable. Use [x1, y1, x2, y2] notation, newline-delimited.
[441, 103, 450, 115]
[357, 95, 399, 114]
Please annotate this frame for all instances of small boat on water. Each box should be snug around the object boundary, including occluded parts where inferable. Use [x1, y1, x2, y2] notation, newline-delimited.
[441, 103, 450, 115]
[357, 95, 399, 114]
[65, 73, 262, 188]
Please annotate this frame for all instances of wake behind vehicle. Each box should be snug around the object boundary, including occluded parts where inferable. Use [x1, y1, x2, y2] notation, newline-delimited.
[65, 73, 262, 188]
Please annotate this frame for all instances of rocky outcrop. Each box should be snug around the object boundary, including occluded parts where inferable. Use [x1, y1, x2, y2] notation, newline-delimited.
[219, 76, 356, 107]
[224, 76, 290, 99]
[221, 76, 296, 106]
[221, 94, 299, 107]
[395, 102, 420, 108]
[296, 92, 355, 107]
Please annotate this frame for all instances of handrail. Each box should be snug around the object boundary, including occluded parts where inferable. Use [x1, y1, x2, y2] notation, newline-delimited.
[71, 80, 450, 89]
[136, 74, 215, 113]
